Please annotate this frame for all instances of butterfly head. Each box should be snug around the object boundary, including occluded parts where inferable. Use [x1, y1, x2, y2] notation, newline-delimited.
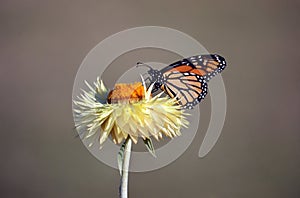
[136, 62, 165, 92]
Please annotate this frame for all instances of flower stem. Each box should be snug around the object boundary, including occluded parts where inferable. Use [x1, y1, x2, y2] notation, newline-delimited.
[120, 137, 132, 198]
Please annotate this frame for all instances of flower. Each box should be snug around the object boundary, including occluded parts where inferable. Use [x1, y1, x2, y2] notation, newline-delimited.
[73, 77, 188, 146]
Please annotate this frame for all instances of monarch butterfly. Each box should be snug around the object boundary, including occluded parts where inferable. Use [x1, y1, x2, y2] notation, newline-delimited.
[138, 54, 227, 109]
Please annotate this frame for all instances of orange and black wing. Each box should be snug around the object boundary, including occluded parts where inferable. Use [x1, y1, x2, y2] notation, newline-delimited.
[161, 54, 226, 81]
[186, 54, 226, 80]
[161, 68, 208, 109]
[149, 54, 226, 108]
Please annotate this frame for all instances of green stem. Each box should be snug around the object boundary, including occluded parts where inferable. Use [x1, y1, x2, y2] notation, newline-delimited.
[120, 138, 132, 198]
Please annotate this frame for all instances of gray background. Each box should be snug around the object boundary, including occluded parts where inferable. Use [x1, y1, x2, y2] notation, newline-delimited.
[1, 0, 299, 197]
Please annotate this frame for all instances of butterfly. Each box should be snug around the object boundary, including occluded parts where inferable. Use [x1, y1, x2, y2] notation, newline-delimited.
[138, 54, 227, 109]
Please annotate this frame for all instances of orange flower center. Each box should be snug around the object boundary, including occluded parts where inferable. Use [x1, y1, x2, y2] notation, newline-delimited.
[107, 82, 146, 103]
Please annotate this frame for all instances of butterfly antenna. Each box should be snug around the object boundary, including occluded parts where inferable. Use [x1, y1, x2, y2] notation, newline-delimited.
[136, 62, 153, 70]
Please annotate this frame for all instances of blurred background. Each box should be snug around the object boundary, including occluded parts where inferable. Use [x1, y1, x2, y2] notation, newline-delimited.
[1, 0, 299, 197]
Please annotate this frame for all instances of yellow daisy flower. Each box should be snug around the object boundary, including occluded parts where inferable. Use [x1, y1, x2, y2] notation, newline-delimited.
[73, 77, 188, 146]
